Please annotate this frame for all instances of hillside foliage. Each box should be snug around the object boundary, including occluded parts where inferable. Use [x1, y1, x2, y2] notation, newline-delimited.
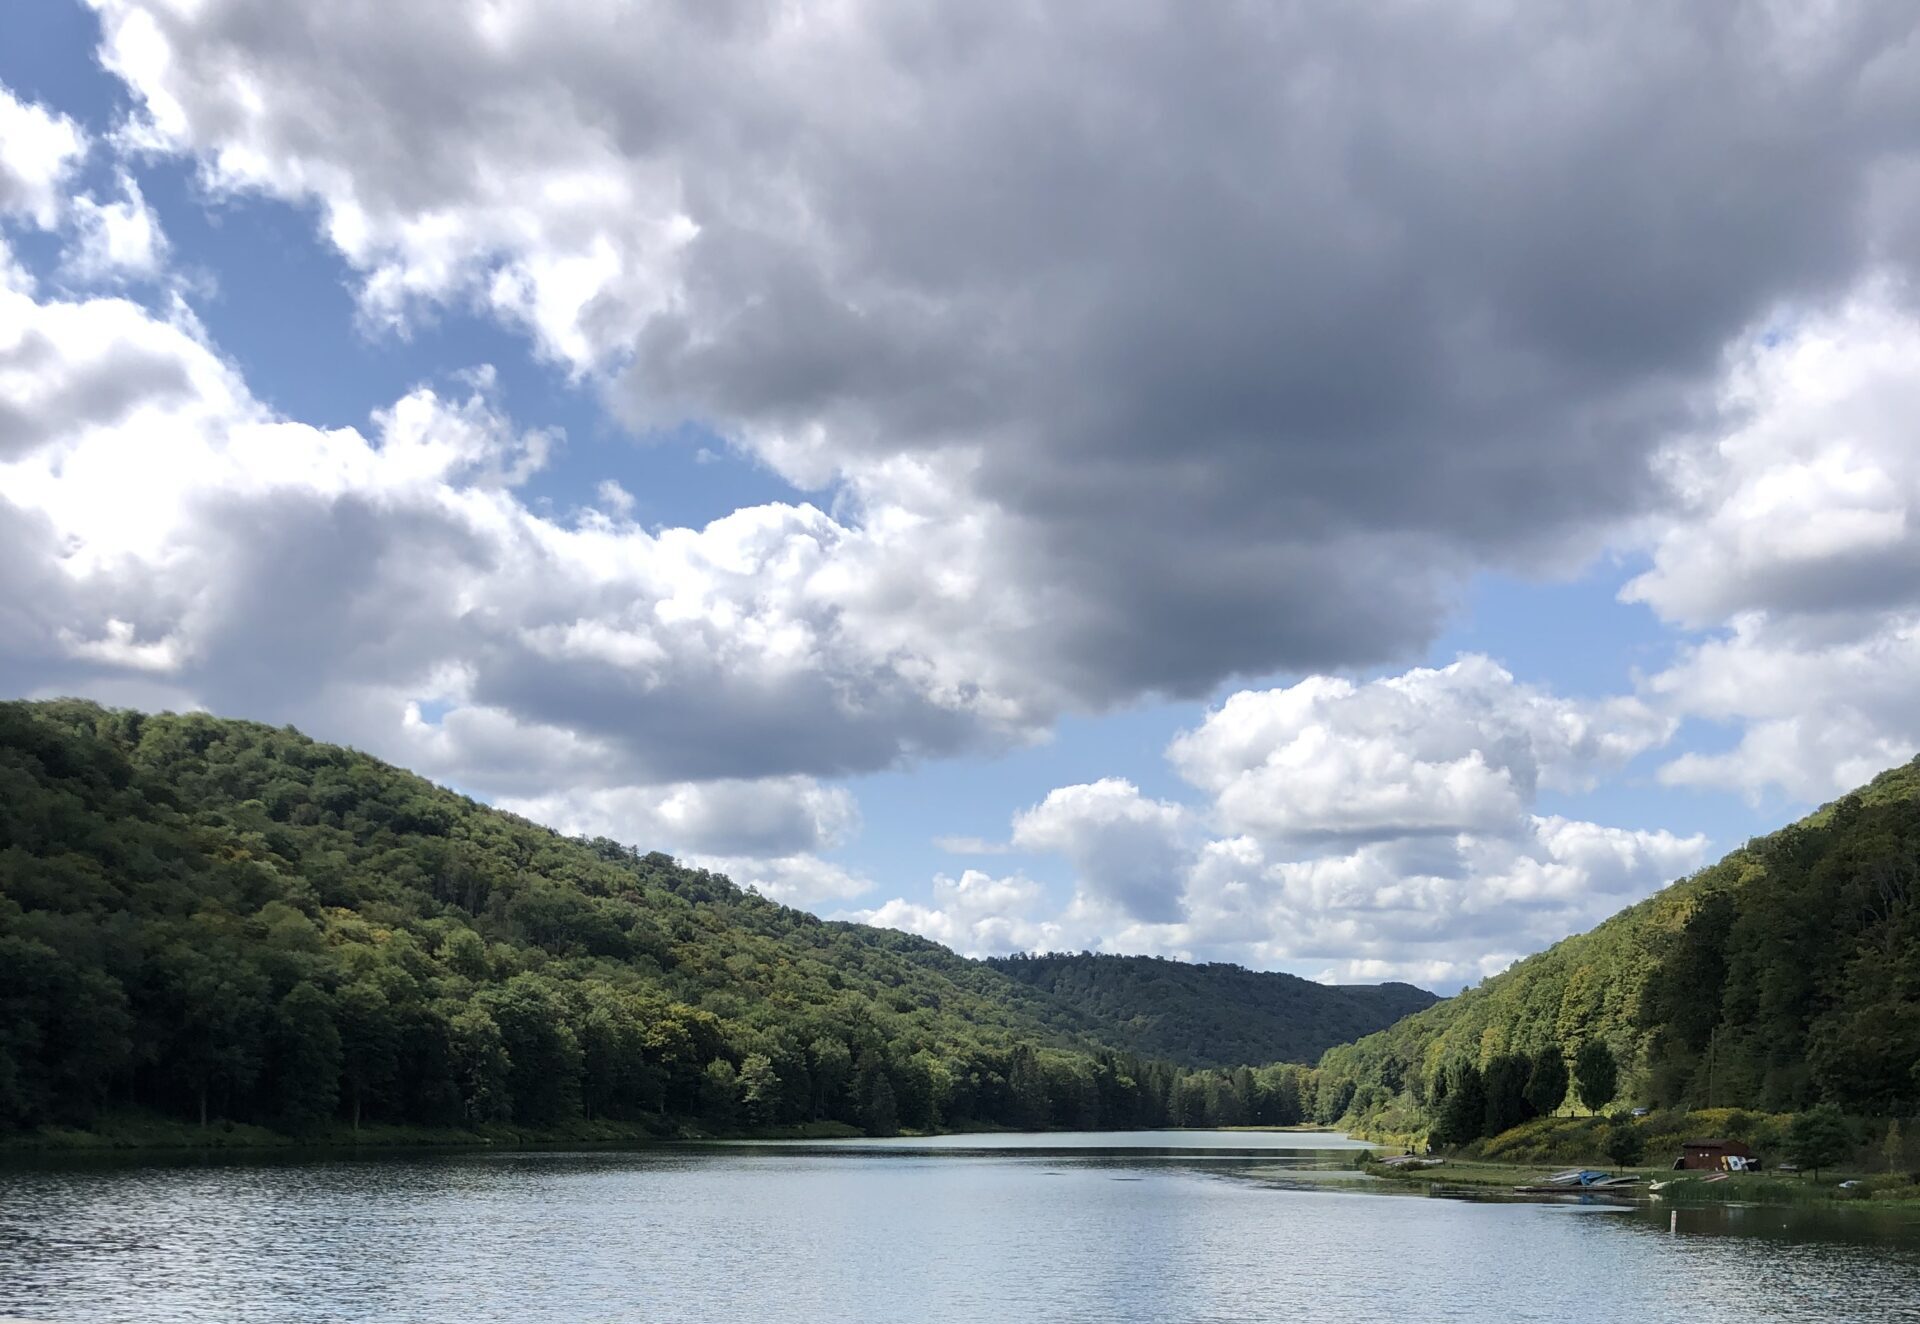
[0, 700, 1383, 1140]
[1318, 758, 1920, 1143]
[985, 952, 1435, 1067]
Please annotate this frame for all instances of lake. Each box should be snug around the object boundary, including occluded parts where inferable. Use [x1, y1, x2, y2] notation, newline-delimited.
[2, 1130, 1917, 1323]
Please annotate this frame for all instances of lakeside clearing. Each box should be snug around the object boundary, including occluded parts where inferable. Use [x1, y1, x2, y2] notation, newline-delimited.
[1360, 1154, 1920, 1212]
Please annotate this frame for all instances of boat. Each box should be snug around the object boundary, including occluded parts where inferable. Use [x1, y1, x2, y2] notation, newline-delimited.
[1512, 1170, 1643, 1195]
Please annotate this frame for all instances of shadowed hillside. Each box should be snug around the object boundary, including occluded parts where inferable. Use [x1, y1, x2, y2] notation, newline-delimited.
[0, 699, 1402, 1141]
[986, 952, 1437, 1067]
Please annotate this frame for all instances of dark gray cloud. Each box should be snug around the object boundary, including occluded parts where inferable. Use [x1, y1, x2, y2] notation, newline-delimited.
[0, 314, 195, 458]
[90, 1, 1920, 712]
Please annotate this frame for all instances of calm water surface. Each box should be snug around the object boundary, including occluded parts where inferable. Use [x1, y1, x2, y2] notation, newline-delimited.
[2, 1130, 1917, 1323]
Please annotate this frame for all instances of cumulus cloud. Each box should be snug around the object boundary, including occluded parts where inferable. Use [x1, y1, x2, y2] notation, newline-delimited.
[685, 853, 874, 906]
[1009, 779, 1191, 923]
[500, 776, 857, 860]
[82, 0, 1920, 703]
[1168, 656, 1674, 844]
[0, 84, 86, 227]
[65, 173, 170, 282]
[857, 658, 1702, 985]
[848, 870, 1063, 957]
[1629, 292, 1920, 798]
[0, 267, 1009, 873]
[14, 3, 1920, 973]
[1173, 818, 1710, 986]
[0, 274, 1075, 785]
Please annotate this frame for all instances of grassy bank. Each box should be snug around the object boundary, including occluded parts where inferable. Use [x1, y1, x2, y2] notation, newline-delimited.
[0, 1109, 865, 1153]
[1360, 1153, 1920, 1210]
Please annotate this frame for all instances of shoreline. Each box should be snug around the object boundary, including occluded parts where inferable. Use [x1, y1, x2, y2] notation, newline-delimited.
[0, 1115, 1344, 1158]
[1358, 1155, 1920, 1214]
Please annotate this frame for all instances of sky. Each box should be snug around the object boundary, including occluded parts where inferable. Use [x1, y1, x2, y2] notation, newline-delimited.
[5, 2, 1920, 991]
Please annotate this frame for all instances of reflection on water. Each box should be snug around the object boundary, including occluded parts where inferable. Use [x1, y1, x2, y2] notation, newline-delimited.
[1, 1133, 1916, 1324]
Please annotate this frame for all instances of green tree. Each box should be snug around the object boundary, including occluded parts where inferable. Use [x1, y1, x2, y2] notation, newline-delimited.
[863, 1069, 899, 1137]
[159, 947, 268, 1128]
[1008, 1045, 1049, 1129]
[1604, 1117, 1646, 1168]
[1787, 1103, 1853, 1180]
[446, 1003, 512, 1123]
[808, 1038, 852, 1122]
[701, 1059, 739, 1126]
[334, 980, 400, 1130]
[269, 982, 342, 1130]
[480, 977, 582, 1126]
[1482, 1052, 1533, 1136]
[1884, 1119, 1906, 1174]
[1524, 1045, 1569, 1117]
[1431, 1062, 1487, 1148]
[1573, 1039, 1618, 1115]
[738, 1053, 781, 1127]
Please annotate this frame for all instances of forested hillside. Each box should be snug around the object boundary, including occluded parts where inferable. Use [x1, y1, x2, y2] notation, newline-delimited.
[1318, 758, 1920, 1143]
[0, 700, 1370, 1141]
[986, 952, 1435, 1067]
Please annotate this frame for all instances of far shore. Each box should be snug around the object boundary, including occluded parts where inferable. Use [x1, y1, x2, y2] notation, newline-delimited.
[0, 1114, 1347, 1157]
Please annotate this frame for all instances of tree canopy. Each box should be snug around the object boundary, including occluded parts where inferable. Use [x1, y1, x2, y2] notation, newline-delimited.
[1313, 755, 1920, 1143]
[0, 700, 1371, 1139]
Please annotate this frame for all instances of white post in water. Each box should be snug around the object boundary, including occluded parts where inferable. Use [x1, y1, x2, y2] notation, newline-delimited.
[1670, 1209, 1678, 1234]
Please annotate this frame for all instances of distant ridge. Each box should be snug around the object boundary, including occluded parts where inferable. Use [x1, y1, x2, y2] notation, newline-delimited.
[986, 951, 1438, 1067]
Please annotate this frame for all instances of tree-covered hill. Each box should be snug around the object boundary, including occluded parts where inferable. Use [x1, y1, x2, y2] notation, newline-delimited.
[0, 699, 1378, 1140]
[985, 952, 1436, 1067]
[1317, 757, 1920, 1142]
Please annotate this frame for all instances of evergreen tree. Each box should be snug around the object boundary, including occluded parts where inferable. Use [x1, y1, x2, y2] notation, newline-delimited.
[1482, 1052, 1533, 1136]
[738, 1053, 781, 1127]
[1573, 1040, 1618, 1116]
[334, 980, 399, 1131]
[863, 1070, 899, 1137]
[701, 1060, 740, 1126]
[269, 982, 342, 1131]
[1787, 1104, 1853, 1179]
[1603, 1117, 1646, 1168]
[1523, 1045, 1569, 1118]
[1432, 1063, 1486, 1147]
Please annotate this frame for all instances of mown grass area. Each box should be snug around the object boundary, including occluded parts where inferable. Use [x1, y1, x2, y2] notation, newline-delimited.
[1457, 1107, 1781, 1166]
[1361, 1156, 1920, 1207]
[1357, 1109, 1920, 1211]
[0, 1108, 863, 1153]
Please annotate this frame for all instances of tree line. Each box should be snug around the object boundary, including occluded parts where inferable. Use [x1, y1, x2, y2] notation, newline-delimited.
[1315, 757, 1920, 1142]
[0, 701, 1353, 1140]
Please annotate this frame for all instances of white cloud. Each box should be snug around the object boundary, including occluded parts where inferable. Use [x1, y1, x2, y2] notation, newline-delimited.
[847, 870, 1063, 957]
[0, 84, 87, 227]
[83, 0, 1920, 712]
[1167, 656, 1673, 844]
[595, 478, 635, 517]
[0, 274, 1078, 788]
[687, 853, 875, 906]
[1629, 291, 1920, 798]
[65, 173, 170, 281]
[1009, 779, 1190, 923]
[500, 775, 857, 859]
[1626, 291, 1920, 630]
[851, 658, 1703, 986]
[1105, 816, 1707, 990]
